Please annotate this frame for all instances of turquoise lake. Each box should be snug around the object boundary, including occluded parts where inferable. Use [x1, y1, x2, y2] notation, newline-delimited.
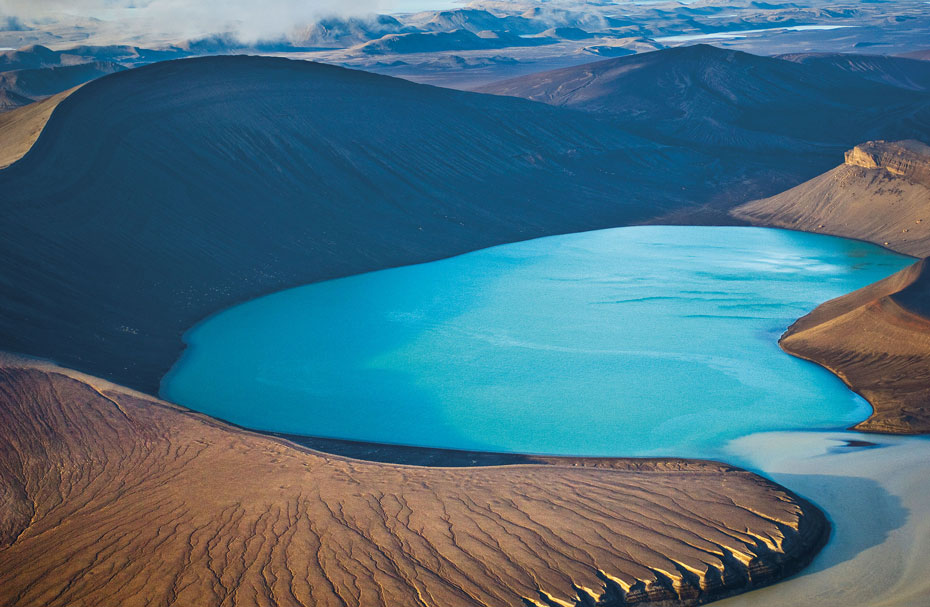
[161, 227, 912, 459]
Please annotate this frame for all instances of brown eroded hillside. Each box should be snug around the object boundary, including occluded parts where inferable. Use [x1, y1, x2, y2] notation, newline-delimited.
[733, 140, 930, 257]
[0, 356, 828, 607]
[781, 259, 930, 434]
[734, 140, 930, 434]
[0, 87, 76, 169]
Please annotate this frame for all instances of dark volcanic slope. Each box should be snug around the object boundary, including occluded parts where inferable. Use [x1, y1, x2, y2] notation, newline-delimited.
[901, 49, 930, 62]
[778, 53, 930, 91]
[478, 45, 930, 153]
[781, 259, 930, 434]
[0, 55, 731, 392]
[0, 357, 829, 607]
[5, 51, 927, 394]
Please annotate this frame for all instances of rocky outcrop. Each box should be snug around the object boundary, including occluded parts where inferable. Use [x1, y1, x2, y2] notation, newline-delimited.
[845, 140, 930, 187]
[732, 140, 930, 257]
[780, 259, 930, 434]
[0, 356, 829, 607]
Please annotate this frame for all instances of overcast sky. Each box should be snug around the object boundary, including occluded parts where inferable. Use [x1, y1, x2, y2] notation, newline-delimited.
[0, 0, 462, 42]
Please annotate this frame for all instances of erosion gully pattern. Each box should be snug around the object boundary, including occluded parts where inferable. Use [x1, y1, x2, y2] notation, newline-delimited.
[0, 361, 826, 607]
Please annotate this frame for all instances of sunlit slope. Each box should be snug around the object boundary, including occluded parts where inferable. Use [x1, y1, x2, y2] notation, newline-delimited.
[0, 87, 77, 168]
[0, 357, 829, 607]
[733, 140, 930, 433]
[0, 55, 716, 392]
[781, 259, 930, 434]
[733, 140, 930, 257]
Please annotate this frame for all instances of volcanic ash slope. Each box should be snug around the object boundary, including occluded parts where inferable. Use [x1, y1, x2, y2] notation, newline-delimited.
[477, 45, 930, 154]
[0, 54, 714, 394]
[780, 259, 930, 434]
[0, 356, 828, 607]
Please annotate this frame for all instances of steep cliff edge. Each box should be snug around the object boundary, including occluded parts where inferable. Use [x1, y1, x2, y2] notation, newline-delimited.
[0, 356, 828, 607]
[732, 140, 930, 257]
[845, 140, 930, 186]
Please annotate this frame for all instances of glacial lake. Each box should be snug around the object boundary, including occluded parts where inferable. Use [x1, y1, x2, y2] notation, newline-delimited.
[161, 227, 912, 459]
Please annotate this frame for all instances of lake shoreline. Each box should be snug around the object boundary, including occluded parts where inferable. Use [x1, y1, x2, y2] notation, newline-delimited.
[161, 226, 910, 458]
[717, 430, 930, 607]
[0, 355, 832, 607]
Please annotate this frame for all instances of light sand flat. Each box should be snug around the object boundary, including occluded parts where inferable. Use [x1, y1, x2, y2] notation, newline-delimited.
[718, 431, 930, 607]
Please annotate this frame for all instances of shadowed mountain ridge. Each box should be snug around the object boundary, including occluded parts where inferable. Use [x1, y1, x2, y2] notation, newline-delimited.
[0, 55, 712, 392]
[478, 44, 930, 152]
[778, 52, 930, 90]
[4, 49, 929, 394]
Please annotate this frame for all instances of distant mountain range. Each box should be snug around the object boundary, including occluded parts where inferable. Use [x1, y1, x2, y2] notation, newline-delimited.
[0, 44, 177, 71]
[478, 45, 930, 154]
[2, 0, 928, 92]
[291, 15, 410, 48]
[0, 45, 183, 111]
[354, 29, 557, 55]
[4, 0, 927, 57]
[0, 61, 125, 110]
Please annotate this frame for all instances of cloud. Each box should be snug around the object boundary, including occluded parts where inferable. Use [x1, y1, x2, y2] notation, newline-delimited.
[0, 0, 389, 42]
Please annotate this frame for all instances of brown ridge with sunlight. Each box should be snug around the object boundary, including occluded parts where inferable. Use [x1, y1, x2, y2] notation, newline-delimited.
[0, 357, 827, 607]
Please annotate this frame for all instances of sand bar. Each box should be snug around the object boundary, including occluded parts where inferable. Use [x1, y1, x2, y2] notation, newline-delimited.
[718, 430, 930, 607]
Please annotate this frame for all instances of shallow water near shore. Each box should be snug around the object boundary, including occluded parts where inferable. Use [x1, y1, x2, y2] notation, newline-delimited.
[161, 226, 912, 459]
[718, 431, 930, 607]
